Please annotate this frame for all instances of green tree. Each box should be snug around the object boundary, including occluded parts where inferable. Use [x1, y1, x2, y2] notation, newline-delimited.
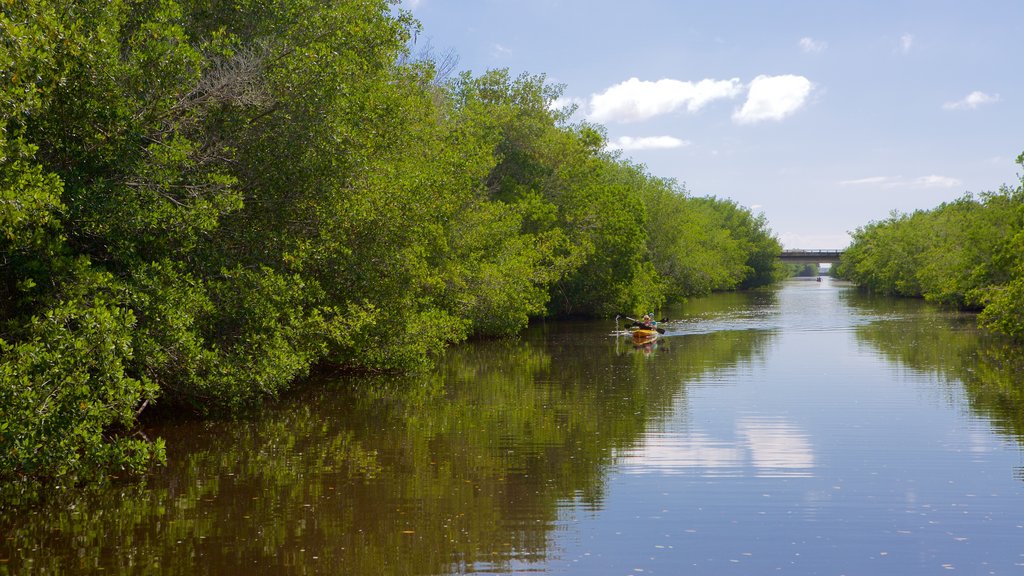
[448, 70, 656, 318]
[838, 151, 1024, 341]
[1, 0, 169, 484]
[642, 184, 781, 298]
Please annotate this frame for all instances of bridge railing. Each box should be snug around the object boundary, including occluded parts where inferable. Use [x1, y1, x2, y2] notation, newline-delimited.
[778, 249, 845, 263]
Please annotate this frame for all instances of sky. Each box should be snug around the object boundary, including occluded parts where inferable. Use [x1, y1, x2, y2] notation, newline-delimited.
[401, 0, 1024, 249]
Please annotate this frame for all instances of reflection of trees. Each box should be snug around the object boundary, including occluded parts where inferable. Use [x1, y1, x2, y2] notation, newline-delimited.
[0, 317, 774, 575]
[670, 288, 779, 318]
[844, 291, 1024, 446]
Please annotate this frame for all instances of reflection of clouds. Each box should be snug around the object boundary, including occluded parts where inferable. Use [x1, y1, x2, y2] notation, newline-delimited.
[621, 417, 815, 478]
[967, 428, 994, 455]
[627, 433, 745, 477]
[739, 418, 814, 476]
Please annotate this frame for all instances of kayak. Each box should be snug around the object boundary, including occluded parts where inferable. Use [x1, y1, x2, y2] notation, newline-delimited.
[631, 328, 659, 344]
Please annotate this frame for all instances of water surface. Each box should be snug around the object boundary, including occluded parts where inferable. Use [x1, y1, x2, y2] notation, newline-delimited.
[3, 278, 1024, 574]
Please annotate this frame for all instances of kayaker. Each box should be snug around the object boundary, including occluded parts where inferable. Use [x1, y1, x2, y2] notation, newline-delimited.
[640, 314, 655, 329]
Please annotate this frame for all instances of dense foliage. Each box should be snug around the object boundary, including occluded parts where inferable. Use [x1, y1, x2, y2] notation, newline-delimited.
[837, 152, 1024, 339]
[1, 0, 781, 485]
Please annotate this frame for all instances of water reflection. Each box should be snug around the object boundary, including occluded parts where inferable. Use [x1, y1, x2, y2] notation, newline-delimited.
[844, 288, 1024, 445]
[621, 417, 814, 478]
[0, 312, 775, 575]
[740, 417, 815, 477]
[4, 280, 1024, 575]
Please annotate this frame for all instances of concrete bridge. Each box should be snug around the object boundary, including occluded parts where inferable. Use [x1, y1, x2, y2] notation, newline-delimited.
[779, 249, 844, 264]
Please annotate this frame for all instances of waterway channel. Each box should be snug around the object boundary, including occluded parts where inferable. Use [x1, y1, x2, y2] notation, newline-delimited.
[3, 277, 1024, 574]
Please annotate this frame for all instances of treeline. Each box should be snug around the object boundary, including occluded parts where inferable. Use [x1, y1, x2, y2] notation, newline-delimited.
[0, 0, 781, 484]
[837, 152, 1024, 339]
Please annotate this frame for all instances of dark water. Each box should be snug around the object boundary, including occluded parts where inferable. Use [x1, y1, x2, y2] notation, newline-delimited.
[4, 278, 1024, 575]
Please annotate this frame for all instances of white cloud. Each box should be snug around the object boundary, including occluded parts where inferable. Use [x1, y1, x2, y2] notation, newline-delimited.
[943, 91, 1000, 110]
[799, 37, 827, 53]
[549, 96, 585, 113]
[899, 33, 914, 53]
[588, 77, 743, 124]
[911, 175, 962, 188]
[732, 75, 813, 124]
[607, 135, 690, 151]
[491, 43, 512, 57]
[838, 176, 891, 186]
[839, 175, 961, 189]
[404, 0, 422, 8]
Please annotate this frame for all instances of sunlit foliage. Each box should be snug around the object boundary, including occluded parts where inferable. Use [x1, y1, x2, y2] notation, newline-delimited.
[643, 183, 784, 298]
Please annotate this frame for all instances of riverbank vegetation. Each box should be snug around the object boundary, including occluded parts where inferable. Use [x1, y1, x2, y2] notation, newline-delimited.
[0, 0, 782, 486]
[837, 152, 1024, 340]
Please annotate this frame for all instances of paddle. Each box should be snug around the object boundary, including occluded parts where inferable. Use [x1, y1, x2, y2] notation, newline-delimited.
[624, 316, 665, 334]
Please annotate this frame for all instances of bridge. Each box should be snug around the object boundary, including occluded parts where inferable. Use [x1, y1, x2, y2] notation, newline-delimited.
[779, 249, 844, 264]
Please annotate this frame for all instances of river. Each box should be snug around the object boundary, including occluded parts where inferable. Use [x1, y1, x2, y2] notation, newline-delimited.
[3, 277, 1024, 574]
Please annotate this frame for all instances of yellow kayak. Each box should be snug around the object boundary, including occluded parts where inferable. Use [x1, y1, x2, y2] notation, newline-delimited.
[631, 328, 659, 344]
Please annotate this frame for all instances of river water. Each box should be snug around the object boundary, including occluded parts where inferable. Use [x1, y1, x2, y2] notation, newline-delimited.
[3, 278, 1024, 575]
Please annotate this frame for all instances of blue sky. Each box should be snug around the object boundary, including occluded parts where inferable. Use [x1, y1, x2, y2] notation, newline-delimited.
[403, 1, 1023, 249]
